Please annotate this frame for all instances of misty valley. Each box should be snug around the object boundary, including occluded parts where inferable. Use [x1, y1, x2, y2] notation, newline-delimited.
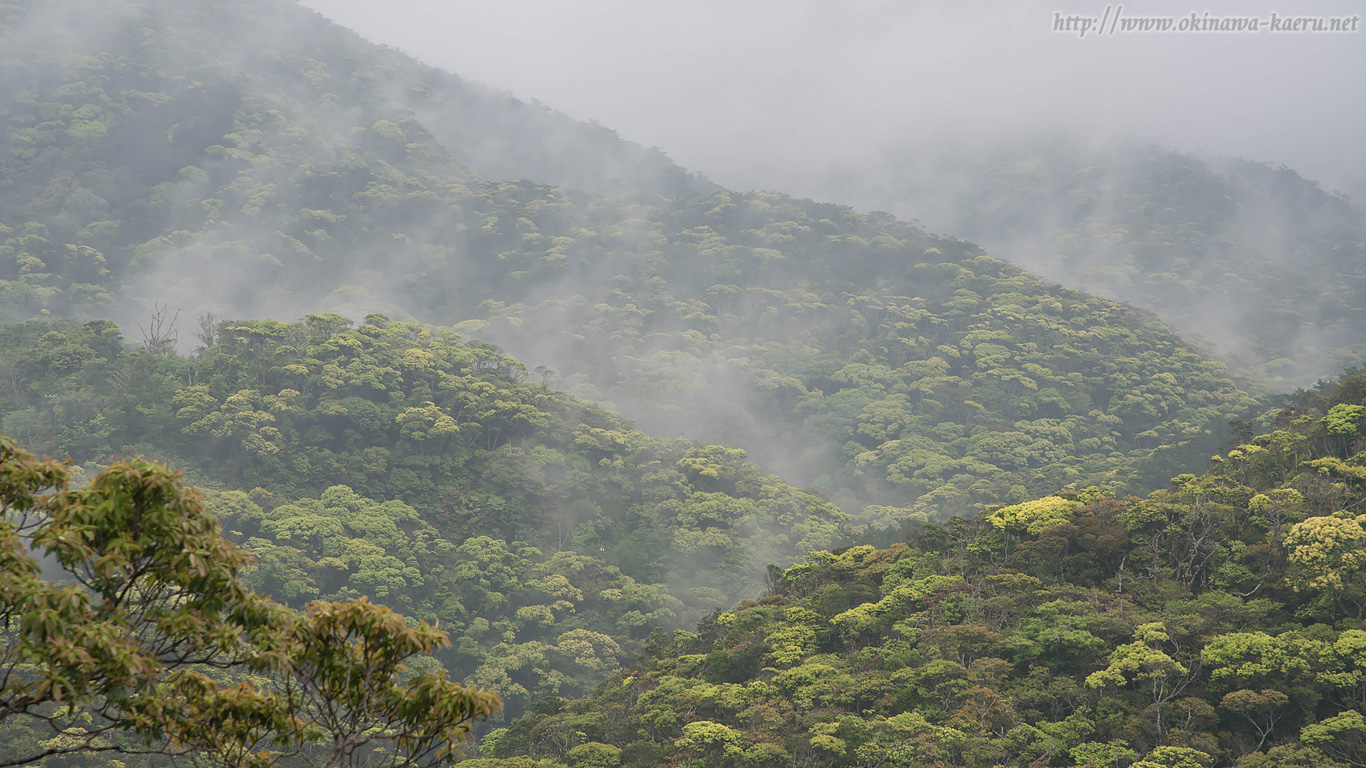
[2, 1, 1365, 767]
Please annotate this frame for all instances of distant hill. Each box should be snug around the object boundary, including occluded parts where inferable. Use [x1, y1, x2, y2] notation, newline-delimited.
[0, 0, 711, 324]
[0, 0, 1257, 523]
[0, 0, 712, 198]
[770, 138, 1366, 391]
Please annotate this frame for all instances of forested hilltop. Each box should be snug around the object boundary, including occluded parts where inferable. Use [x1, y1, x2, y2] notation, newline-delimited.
[0, 0, 1261, 522]
[482, 370, 1366, 768]
[0, 313, 855, 720]
[0, 0, 707, 329]
[772, 138, 1366, 392]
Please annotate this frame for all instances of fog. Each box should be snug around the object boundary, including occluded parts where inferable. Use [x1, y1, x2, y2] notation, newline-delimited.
[290, 0, 1366, 393]
[3, 0, 1360, 515]
[296, 0, 1366, 202]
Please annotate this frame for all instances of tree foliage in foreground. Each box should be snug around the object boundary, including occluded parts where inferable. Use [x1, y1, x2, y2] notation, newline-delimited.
[483, 371, 1366, 768]
[0, 438, 499, 767]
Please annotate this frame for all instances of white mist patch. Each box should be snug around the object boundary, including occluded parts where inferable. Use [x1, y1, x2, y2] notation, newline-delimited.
[298, 0, 1366, 201]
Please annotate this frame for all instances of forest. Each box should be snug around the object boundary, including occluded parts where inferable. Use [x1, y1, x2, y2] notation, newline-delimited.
[0, 0, 1263, 523]
[474, 371, 1366, 767]
[1, 0, 1365, 766]
[776, 139, 1366, 392]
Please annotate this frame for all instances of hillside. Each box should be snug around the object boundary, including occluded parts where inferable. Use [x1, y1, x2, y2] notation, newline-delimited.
[0, 314, 852, 719]
[773, 138, 1366, 391]
[0, 0, 1260, 523]
[1, 1, 1363, 766]
[0, 0, 710, 198]
[0, 0, 710, 323]
[482, 369, 1366, 768]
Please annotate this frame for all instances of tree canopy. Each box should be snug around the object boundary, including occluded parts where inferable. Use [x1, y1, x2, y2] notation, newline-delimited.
[3, 1, 1365, 766]
[483, 370, 1366, 768]
[0, 438, 499, 767]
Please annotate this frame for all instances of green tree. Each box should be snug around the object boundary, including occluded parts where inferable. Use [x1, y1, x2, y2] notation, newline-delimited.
[1085, 623, 1192, 735]
[0, 439, 499, 767]
[1286, 515, 1366, 616]
[1300, 711, 1366, 768]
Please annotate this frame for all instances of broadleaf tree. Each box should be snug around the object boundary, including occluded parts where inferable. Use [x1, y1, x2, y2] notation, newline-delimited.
[0, 438, 500, 767]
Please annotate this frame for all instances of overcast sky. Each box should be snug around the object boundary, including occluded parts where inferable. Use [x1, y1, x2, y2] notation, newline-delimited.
[297, 0, 1366, 200]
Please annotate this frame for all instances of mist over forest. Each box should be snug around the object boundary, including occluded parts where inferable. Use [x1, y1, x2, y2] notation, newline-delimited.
[1, 1, 1365, 767]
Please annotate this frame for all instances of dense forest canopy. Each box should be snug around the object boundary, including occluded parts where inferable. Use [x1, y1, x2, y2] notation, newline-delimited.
[1, 0, 1364, 767]
[0, 313, 852, 719]
[481, 370, 1366, 768]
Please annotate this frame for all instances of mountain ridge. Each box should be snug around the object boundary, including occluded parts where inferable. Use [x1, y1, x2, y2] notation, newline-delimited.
[0, 0, 1260, 522]
[755, 137, 1366, 391]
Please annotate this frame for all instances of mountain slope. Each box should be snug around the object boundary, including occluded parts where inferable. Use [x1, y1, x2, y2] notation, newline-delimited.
[0, 0, 710, 196]
[0, 0, 1260, 521]
[772, 138, 1366, 391]
[0, 0, 710, 322]
[0, 313, 851, 718]
[484, 370, 1366, 768]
